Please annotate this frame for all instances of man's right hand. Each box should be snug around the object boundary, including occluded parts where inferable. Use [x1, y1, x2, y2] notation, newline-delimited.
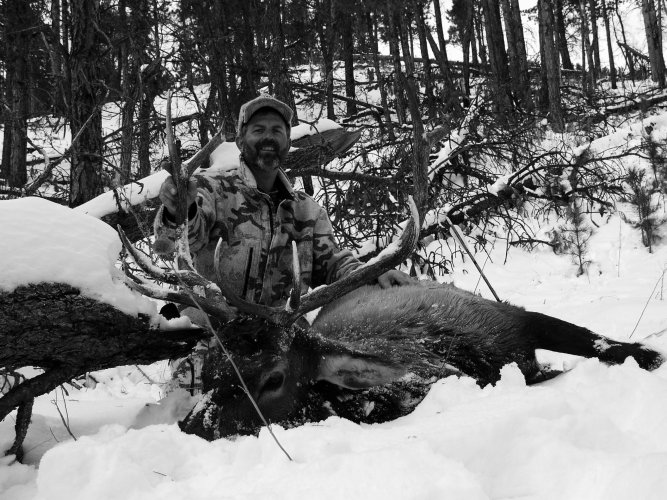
[159, 176, 198, 218]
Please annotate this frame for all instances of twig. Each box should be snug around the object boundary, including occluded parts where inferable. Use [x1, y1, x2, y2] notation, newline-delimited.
[445, 216, 502, 302]
[167, 264, 293, 462]
[629, 268, 667, 339]
[134, 365, 158, 385]
[52, 388, 77, 441]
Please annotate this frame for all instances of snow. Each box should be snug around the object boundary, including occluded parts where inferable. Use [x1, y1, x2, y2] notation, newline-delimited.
[2, 5, 667, 497]
[0, 197, 156, 318]
[74, 170, 170, 219]
[2, 193, 667, 499]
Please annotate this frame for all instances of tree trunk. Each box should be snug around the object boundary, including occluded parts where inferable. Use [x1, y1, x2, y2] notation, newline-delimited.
[315, 0, 336, 119]
[580, 1, 595, 97]
[601, 0, 617, 89]
[589, 0, 601, 79]
[118, 0, 135, 185]
[69, 0, 105, 207]
[2, 0, 32, 188]
[392, 5, 429, 222]
[500, 0, 532, 109]
[238, 2, 260, 103]
[49, 0, 66, 111]
[481, 0, 511, 114]
[538, 0, 564, 131]
[432, 0, 455, 90]
[475, 5, 487, 65]
[415, 1, 436, 119]
[385, 6, 406, 126]
[554, 0, 573, 70]
[338, 0, 357, 117]
[267, 0, 298, 122]
[367, 10, 394, 140]
[0, 283, 206, 426]
[641, 0, 666, 87]
[615, 0, 636, 82]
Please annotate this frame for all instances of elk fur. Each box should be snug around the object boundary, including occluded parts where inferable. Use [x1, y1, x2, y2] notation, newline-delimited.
[179, 281, 664, 439]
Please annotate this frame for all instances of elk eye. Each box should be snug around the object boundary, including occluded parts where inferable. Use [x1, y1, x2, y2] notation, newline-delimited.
[260, 372, 285, 394]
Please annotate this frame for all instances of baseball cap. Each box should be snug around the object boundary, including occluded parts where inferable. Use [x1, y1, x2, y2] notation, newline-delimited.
[237, 95, 294, 135]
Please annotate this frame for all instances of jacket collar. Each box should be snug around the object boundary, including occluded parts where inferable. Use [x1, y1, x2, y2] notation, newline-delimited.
[239, 156, 296, 201]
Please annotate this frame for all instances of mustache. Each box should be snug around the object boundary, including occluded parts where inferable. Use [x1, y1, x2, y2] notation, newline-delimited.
[255, 138, 280, 152]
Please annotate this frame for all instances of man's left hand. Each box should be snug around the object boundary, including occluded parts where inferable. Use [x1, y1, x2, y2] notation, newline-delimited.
[377, 269, 415, 288]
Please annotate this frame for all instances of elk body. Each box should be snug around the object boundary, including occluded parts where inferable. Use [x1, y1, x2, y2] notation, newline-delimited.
[177, 281, 663, 439]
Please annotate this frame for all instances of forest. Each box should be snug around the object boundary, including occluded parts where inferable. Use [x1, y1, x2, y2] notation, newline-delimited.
[1, 1, 667, 498]
[2, 0, 666, 266]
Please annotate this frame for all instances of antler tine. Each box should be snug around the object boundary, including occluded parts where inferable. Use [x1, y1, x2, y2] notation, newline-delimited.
[118, 225, 236, 320]
[287, 241, 301, 312]
[118, 225, 209, 289]
[123, 277, 236, 321]
[287, 195, 420, 322]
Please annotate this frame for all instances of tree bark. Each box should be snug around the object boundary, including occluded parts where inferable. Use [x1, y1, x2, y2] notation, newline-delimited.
[0, 283, 206, 423]
[589, 0, 601, 79]
[615, 0, 636, 82]
[385, 6, 407, 126]
[315, 0, 336, 119]
[2, 0, 32, 188]
[601, 0, 617, 89]
[415, 1, 436, 119]
[500, 0, 532, 109]
[580, 1, 595, 97]
[641, 0, 666, 87]
[554, 0, 573, 70]
[367, 10, 394, 140]
[481, 0, 511, 114]
[538, 0, 564, 131]
[432, 0, 455, 90]
[338, 0, 357, 117]
[69, 0, 105, 207]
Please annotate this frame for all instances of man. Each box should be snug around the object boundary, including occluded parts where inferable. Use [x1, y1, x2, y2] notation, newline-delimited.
[155, 95, 412, 312]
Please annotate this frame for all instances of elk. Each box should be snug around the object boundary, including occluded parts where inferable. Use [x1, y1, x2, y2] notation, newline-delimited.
[119, 197, 664, 440]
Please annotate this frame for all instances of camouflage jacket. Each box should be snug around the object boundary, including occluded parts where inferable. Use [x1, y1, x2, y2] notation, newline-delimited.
[154, 158, 361, 306]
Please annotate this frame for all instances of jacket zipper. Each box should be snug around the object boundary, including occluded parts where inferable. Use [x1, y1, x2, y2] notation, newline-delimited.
[241, 247, 254, 300]
[256, 195, 277, 303]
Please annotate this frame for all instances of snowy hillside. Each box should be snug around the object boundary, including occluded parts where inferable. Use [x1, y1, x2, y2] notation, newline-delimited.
[1, 151, 666, 500]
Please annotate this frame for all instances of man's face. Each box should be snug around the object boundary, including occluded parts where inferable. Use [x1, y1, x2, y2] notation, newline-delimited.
[237, 110, 291, 177]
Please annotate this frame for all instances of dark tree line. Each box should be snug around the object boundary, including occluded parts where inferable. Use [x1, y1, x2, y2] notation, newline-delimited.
[0, 0, 665, 221]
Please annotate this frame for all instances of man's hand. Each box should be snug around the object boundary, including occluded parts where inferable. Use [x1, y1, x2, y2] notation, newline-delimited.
[159, 175, 198, 218]
[377, 269, 415, 289]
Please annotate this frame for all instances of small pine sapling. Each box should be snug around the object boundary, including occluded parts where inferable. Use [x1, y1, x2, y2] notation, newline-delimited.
[622, 168, 663, 253]
[549, 197, 593, 276]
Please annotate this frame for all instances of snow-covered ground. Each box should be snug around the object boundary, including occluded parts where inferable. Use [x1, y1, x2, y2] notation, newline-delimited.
[1, 2, 666, 494]
[1, 180, 667, 499]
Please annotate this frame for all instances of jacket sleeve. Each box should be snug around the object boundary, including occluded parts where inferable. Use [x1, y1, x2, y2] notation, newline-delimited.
[153, 172, 220, 253]
[311, 206, 361, 286]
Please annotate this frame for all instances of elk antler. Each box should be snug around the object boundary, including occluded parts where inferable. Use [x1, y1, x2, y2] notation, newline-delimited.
[118, 225, 237, 321]
[154, 91, 224, 260]
[213, 196, 420, 326]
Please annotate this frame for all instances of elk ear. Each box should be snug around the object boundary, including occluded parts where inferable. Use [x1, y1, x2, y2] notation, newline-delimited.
[317, 354, 405, 389]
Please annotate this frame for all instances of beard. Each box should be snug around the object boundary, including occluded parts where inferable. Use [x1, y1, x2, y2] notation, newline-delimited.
[242, 138, 286, 173]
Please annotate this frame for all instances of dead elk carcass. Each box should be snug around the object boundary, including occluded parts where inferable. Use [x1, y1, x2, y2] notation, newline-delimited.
[118, 206, 663, 441]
